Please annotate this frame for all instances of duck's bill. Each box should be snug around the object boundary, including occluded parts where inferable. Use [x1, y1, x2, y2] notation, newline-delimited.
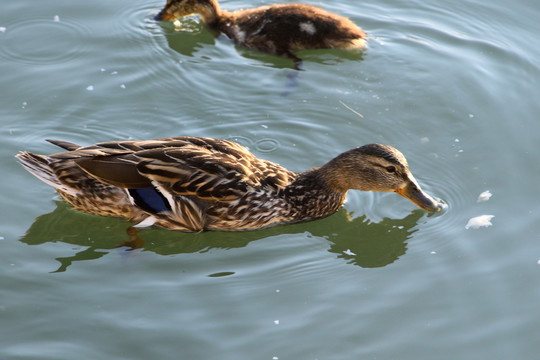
[395, 180, 446, 212]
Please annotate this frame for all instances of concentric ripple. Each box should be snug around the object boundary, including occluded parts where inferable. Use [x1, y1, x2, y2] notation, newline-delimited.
[114, 1, 166, 47]
[0, 16, 90, 64]
[225, 136, 281, 153]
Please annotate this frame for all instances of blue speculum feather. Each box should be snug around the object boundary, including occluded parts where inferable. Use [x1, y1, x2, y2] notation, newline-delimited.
[128, 188, 171, 214]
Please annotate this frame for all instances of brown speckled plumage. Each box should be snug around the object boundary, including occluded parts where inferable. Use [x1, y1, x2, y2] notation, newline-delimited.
[155, 0, 367, 59]
[16, 137, 444, 232]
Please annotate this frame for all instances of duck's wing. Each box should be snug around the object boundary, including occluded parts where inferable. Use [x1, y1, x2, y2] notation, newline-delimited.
[133, 148, 294, 203]
[69, 137, 297, 203]
[48, 137, 240, 190]
[46, 142, 150, 190]
[33, 137, 297, 231]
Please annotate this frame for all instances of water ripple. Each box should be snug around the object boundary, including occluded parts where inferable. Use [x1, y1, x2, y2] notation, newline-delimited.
[225, 135, 281, 153]
[116, 1, 164, 43]
[0, 16, 91, 65]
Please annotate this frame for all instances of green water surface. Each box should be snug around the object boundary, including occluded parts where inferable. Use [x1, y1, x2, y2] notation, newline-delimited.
[1, 0, 540, 358]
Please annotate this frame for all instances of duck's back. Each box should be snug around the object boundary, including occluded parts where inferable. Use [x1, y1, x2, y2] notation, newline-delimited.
[17, 136, 302, 231]
[218, 4, 366, 53]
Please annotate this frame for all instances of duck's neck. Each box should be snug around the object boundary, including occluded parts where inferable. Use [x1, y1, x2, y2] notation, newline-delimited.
[198, 0, 223, 27]
[316, 152, 375, 193]
[284, 168, 347, 220]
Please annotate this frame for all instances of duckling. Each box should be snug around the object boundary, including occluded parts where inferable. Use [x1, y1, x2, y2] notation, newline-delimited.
[154, 0, 367, 64]
[16, 137, 444, 232]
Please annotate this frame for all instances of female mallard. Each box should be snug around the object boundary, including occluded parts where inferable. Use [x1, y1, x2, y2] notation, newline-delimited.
[154, 0, 367, 62]
[16, 137, 444, 232]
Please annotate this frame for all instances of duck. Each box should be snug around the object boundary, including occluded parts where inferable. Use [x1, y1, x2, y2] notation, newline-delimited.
[154, 0, 367, 64]
[16, 136, 445, 232]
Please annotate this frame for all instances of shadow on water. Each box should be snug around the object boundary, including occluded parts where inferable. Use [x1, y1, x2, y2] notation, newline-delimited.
[21, 201, 425, 272]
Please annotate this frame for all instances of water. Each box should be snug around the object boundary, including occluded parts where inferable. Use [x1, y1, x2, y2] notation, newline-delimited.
[1, 0, 540, 358]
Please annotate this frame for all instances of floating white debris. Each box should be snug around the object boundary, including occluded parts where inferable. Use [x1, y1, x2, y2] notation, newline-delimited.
[430, 251, 437, 255]
[273, 357, 279, 360]
[86, 85, 94, 91]
[454, 138, 460, 143]
[100, 68, 107, 72]
[273, 320, 279, 325]
[465, 215, 494, 229]
[120, 84, 126, 89]
[0, 27, 6, 33]
[54, 15, 60, 22]
[0, 236, 4, 240]
[111, 71, 118, 75]
[261, 124, 268, 129]
[343, 249, 356, 256]
[275, 289, 280, 293]
[537, 259, 540, 265]
[468, 114, 474, 118]
[421, 137, 430, 144]
[477, 190, 492, 202]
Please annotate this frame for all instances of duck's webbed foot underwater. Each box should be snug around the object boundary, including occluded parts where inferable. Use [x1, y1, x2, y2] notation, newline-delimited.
[280, 51, 303, 96]
[119, 226, 145, 250]
[287, 51, 303, 71]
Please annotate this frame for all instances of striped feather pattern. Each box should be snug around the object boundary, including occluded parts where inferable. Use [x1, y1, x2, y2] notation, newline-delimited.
[16, 137, 303, 231]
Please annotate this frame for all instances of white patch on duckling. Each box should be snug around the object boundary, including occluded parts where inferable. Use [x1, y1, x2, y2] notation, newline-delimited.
[299, 22, 316, 35]
[232, 25, 246, 43]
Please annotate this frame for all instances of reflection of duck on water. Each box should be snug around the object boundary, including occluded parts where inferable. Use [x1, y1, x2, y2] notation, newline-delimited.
[16, 137, 444, 232]
[20, 201, 425, 272]
[154, 0, 367, 67]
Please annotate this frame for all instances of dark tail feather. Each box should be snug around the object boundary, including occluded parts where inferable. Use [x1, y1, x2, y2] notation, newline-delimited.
[46, 139, 82, 151]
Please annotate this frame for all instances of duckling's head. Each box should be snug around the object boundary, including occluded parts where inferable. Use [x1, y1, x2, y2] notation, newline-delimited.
[155, 0, 218, 21]
[321, 144, 445, 212]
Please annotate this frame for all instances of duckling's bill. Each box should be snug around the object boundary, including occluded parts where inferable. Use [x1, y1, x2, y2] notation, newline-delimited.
[395, 178, 446, 212]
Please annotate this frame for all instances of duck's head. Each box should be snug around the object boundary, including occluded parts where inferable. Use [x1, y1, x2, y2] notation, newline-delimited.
[321, 143, 446, 212]
[154, 0, 218, 21]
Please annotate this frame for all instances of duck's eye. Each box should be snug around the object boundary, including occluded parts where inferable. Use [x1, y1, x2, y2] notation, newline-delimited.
[386, 165, 396, 173]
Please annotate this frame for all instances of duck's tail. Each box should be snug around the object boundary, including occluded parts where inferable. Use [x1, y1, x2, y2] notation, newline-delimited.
[15, 152, 76, 195]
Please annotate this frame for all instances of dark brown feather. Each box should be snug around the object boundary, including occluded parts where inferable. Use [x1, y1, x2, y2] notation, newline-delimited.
[75, 156, 151, 188]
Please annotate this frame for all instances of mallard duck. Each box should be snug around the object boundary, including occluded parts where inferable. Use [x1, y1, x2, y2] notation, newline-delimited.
[154, 0, 367, 63]
[16, 137, 444, 232]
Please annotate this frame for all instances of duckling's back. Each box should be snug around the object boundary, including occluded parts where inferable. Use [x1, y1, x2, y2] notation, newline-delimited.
[218, 4, 366, 54]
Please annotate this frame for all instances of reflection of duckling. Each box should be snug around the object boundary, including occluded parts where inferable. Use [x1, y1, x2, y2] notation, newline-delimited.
[154, 0, 367, 63]
[16, 137, 444, 232]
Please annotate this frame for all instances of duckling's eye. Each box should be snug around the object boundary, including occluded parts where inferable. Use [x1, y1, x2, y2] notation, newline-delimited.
[386, 165, 396, 173]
